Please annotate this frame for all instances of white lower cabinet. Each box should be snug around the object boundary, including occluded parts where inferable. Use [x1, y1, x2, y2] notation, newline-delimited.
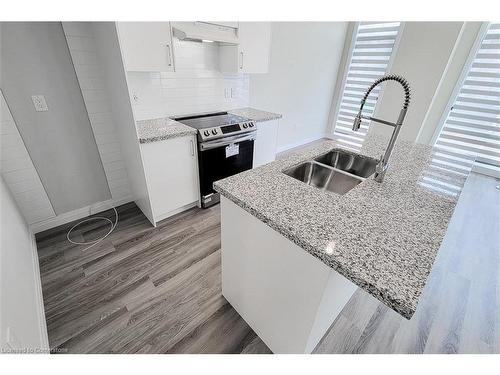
[141, 135, 199, 224]
[253, 120, 279, 168]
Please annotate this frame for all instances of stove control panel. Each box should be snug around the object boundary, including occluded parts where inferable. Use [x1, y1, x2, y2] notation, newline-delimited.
[198, 121, 255, 142]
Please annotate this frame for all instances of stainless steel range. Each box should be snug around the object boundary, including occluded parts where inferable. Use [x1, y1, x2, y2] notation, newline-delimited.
[174, 111, 256, 208]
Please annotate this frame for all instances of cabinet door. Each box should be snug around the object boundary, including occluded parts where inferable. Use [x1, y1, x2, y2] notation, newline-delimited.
[117, 22, 174, 72]
[141, 136, 199, 222]
[253, 120, 279, 168]
[219, 22, 271, 74]
[238, 22, 272, 73]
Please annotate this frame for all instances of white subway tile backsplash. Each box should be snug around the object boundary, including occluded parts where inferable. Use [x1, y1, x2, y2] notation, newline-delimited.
[69, 50, 100, 66]
[72, 65, 102, 79]
[103, 160, 127, 173]
[81, 89, 109, 103]
[65, 36, 96, 51]
[2, 168, 39, 185]
[1, 145, 29, 161]
[105, 167, 128, 181]
[99, 150, 122, 164]
[1, 155, 36, 173]
[0, 119, 17, 135]
[127, 39, 250, 121]
[95, 133, 119, 146]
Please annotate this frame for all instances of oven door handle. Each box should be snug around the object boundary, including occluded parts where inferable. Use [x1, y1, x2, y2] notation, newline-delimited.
[199, 132, 256, 151]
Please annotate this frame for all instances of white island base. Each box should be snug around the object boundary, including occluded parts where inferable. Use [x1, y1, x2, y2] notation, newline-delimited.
[221, 197, 358, 353]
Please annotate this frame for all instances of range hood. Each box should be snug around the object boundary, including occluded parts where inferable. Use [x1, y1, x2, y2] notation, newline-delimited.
[171, 22, 239, 44]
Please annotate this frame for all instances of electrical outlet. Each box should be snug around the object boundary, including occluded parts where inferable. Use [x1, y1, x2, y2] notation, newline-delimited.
[31, 95, 48, 112]
[132, 93, 140, 104]
[224, 88, 231, 99]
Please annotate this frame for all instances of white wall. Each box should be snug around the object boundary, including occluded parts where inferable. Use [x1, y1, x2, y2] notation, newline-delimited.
[0, 176, 48, 352]
[63, 22, 132, 204]
[250, 22, 348, 151]
[1, 22, 111, 215]
[127, 38, 250, 120]
[416, 22, 483, 144]
[370, 22, 463, 143]
[1, 22, 135, 233]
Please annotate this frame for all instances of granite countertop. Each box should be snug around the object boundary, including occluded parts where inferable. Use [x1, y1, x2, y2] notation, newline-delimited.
[214, 134, 468, 319]
[228, 107, 282, 122]
[136, 117, 197, 144]
[136, 107, 281, 144]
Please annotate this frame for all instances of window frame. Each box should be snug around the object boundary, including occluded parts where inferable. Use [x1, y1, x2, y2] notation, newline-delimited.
[430, 22, 491, 145]
[329, 21, 405, 141]
[430, 22, 500, 178]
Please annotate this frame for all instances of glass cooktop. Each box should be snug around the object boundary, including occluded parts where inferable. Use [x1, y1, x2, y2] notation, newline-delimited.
[174, 112, 250, 130]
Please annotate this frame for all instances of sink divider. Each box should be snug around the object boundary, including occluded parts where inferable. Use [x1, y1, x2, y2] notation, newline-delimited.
[309, 160, 366, 182]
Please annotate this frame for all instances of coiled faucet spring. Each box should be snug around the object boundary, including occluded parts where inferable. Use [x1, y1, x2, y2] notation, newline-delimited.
[351, 74, 412, 183]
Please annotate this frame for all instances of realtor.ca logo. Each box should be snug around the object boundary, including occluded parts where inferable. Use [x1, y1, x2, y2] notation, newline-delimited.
[1, 347, 68, 354]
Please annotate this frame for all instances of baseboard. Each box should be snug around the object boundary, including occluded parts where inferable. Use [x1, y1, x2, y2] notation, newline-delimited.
[153, 201, 198, 225]
[276, 134, 329, 154]
[30, 233, 50, 351]
[29, 195, 133, 234]
[472, 161, 500, 179]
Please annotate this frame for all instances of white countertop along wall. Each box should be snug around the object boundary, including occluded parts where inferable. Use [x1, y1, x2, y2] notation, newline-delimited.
[127, 38, 250, 121]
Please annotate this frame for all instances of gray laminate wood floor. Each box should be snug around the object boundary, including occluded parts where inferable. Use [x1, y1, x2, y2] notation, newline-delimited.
[36, 204, 271, 353]
[36, 172, 500, 354]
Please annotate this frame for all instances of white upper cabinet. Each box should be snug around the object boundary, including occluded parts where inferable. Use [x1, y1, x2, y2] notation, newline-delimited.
[219, 22, 272, 74]
[117, 22, 175, 72]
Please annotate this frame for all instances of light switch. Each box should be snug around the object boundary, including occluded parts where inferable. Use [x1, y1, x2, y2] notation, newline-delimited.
[224, 88, 231, 99]
[31, 95, 48, 112]
[230, 87, 236, 98]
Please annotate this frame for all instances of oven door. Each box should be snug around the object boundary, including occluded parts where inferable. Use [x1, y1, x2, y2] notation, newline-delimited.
[198, 132, 256, 208]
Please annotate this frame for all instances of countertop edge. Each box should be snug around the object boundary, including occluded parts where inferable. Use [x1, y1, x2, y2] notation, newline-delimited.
[138, 129, 197, 144]
[228, 107, 282, 123]
[136, 107, 281, 144]
[136, 117, 197, 144]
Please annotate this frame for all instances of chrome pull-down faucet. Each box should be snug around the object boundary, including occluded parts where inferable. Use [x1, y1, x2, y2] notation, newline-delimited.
[352, 74, 411, 183]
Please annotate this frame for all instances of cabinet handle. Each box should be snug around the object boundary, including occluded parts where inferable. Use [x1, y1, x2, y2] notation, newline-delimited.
[240, 51, 244, 70]
[190, 139, 195, 156]
[166, 44, 173, 67]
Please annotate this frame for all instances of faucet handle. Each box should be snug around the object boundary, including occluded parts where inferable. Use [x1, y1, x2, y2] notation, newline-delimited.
[352, 115, 362, 131]
[376, 154, 388, 174]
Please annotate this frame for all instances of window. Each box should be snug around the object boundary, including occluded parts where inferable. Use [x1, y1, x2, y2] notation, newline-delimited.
[430, 22, 500, 182]
[332, 22, 402, 151]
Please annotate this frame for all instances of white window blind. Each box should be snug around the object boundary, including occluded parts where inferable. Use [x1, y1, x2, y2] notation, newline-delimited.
[430, 22, 500, 185]
[332, 22, 402, 151]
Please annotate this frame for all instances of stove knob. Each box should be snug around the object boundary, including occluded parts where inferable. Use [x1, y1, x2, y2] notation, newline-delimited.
[249, 122, 254, 128]
[242, 123, 248, 128]
[204, 130, 210, 137]
[212, 129, 217, 135]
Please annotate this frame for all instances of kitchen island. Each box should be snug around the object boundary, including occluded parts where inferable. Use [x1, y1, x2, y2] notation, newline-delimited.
[213, 134, 468, 353]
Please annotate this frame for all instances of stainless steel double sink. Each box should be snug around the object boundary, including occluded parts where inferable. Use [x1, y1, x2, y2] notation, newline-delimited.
[283, 149, 378, 195]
